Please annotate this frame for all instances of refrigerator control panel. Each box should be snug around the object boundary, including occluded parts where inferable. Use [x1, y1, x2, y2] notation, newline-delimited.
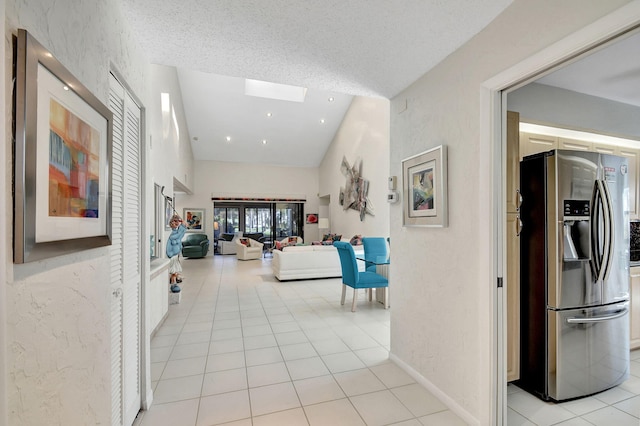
[564, 200, 590, 217]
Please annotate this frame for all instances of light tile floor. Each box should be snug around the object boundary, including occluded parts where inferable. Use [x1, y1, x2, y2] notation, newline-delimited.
[136, 254, 640, 426]
[136, 255, 466, 426]
[507, 348, 640, 426]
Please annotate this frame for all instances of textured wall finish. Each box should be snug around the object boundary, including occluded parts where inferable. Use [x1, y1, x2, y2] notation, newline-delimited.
[9, 258, 111, 425]
[5, 0, 148, 424]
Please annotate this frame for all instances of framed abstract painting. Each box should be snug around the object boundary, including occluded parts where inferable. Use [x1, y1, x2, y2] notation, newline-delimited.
[13, 29, 113, 263]
[402, 145, 448, 227]
[183, 208, 205, 232]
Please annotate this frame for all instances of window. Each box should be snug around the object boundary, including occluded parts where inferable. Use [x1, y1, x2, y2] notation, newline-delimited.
[214, 206, 240, 235]
[214, 202, 304, 242]
[275, 203, 303, 239]
[244, 206, 272, 237]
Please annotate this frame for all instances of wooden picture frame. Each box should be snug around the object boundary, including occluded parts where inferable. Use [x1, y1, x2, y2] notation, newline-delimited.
[13, 29, 113, 263]
[402, 145, 448, 227]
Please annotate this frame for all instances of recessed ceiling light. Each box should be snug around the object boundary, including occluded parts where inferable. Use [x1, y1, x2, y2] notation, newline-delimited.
[320, 119, 325, 124]
[63, 85, 70, 91]
[226, 136, 231, 142]
[262, 139, 267, 145]
[266, 112, 272, 117]
[328, 97, 334, 102]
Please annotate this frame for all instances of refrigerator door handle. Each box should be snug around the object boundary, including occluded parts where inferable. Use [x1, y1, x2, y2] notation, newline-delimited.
[566, 307, 628, 324]
[591, 180, 613, 282]
[600, 179, 615, 282]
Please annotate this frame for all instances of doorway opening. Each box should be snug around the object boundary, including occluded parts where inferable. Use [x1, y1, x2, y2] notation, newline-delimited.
[488, 10, 640, 425]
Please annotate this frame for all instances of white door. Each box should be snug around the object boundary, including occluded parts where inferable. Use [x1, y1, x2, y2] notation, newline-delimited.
[109, 74, 142, 426]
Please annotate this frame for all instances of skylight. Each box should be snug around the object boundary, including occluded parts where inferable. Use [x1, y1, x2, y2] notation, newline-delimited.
[245, 79, 307, 103]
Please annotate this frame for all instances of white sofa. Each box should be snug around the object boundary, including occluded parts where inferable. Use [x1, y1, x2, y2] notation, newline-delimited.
[272, 244, 364, 281]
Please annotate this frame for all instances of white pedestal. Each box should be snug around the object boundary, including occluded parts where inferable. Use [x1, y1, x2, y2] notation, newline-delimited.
[169, 291, 181, 305]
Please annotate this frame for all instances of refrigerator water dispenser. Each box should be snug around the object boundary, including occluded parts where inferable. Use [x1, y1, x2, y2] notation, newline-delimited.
[563, 200, 590, 261]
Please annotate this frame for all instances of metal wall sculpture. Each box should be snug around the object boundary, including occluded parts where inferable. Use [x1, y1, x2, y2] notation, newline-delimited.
[339, 156, 374, 221]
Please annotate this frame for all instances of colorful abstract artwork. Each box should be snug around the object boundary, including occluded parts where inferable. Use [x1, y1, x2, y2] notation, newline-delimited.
[48, 99, 101, 218]
[410, 161, 435, 214]
[13, 30, 112, 263]
[402, 145, 448, 227]
[184, 208, 205, 231]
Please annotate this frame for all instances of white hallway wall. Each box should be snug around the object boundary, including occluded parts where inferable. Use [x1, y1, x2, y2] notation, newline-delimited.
[318, 96, 391, 240]
[179, 161, 321, 243]
[389, 0, 633, 425]
[148, 64, 195, 207]
[2, 2, 194, 425]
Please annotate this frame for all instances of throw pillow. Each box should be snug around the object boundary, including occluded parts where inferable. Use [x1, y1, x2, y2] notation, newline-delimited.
[275, 241, 289, 250]
[288, 236, 298, 244]
[311, 241, 322, 245]
[349, 234, 362, 245]
[322, 241, 334, 245]
[239, 238, 250, 246]
[322, 233, 332, 242]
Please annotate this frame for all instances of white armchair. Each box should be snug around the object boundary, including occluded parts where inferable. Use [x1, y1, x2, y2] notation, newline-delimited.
[235, 237, 264, 260]
[219, 232, 242, 255]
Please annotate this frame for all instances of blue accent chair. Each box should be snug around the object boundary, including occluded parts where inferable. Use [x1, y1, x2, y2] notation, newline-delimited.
[362, 237, 388, 273]
[334, 241, 388, 312]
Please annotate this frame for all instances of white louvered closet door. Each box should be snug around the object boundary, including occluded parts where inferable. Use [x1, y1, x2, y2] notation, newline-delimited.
[109, 74, 142, 426]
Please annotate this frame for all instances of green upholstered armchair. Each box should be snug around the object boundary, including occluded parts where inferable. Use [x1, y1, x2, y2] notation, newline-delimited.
[181, 234, 210, 258]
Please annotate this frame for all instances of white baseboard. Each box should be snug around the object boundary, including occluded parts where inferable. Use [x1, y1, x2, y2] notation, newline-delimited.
[389, 352, 480, 426]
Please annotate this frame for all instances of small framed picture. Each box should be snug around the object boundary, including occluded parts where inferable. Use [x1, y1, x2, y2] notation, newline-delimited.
[183, 208, 205, 232]
[402, 145, 448, 227]
[306, 213, 318, 224]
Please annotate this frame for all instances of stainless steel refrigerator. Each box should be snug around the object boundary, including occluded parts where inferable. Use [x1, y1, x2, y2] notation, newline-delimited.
[519, 149, 630, 402]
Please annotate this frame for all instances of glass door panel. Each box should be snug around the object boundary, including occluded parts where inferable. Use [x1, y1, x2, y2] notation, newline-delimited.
[245, 206, 271, 238]
[214, 206, 240, 234]
[275, 203, 303, 239]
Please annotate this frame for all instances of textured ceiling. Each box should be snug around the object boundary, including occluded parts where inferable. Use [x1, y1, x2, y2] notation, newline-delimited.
[119, 1, 640, 167]
[118, 0, 515, 166]
[120, 0, 514, 98]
